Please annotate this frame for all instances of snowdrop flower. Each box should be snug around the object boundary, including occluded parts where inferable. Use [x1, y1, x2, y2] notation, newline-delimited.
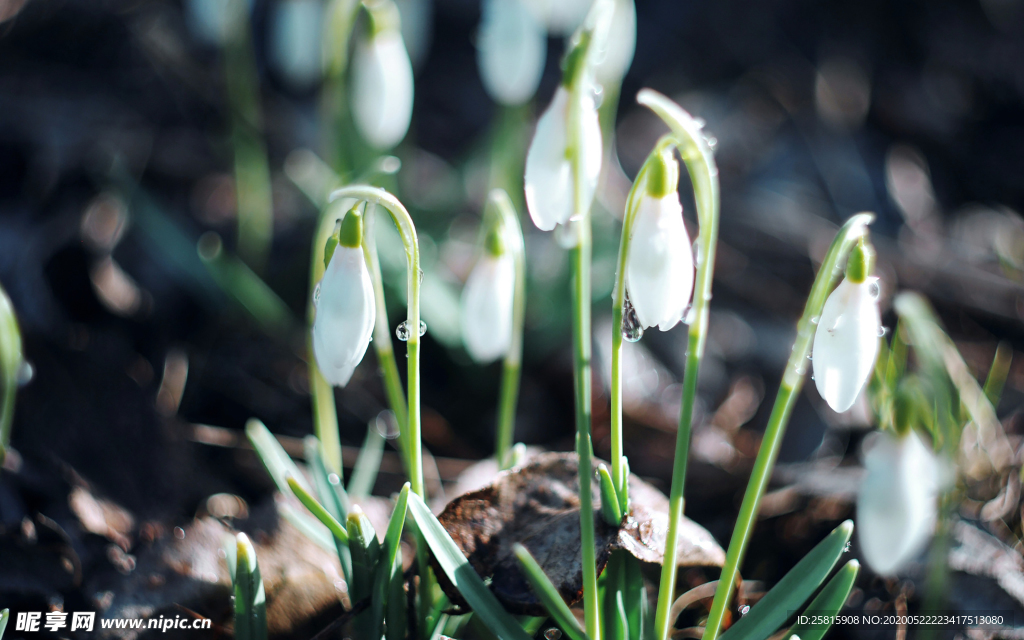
[351, 3, 414, 149]
[461, 227, 515, 363]
[522, 0, 593, 35]
[857, 428, 939, 575]
[594, 0, 635, 86]
[624, 149, 694, 331]
[312, 207, 376, 387]
[812, 240, 882, 412]
[477, 0, 547, 105]
[524, 86, 602, 231]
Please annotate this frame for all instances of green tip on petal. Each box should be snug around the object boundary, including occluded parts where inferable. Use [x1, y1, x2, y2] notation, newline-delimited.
[339, 205, 364, 248]
[646, 148, 679, 198]
[363, 0, 401, 37]
[845, 237, 876, 283]
[561, 30, 592, 89]
[485, 225, 506, 257]
[323, 219, 342, 269]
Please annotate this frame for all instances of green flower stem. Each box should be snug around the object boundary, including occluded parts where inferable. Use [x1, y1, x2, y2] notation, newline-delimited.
[308, 202, 346, 472]
[702, 212, 874, 640]
[634, 90, 721, 640]
[610, 134, 676, 497]
[487, 190, 527, 470]
[362, 203, 411, 463]
[223, 0, 273, 272]
[328, 185, 432, 631]
[330, 185, 423, 498]
[0, 285, 22, 466]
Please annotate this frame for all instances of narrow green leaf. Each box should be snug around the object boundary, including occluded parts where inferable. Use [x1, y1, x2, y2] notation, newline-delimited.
[348, 507, 381, 639]
[513, 544, 589, 640]
[618, 456, 630, 514]
[287, 475, 349, 543]
[234, 533, 268, 640]
[0, 607, 10, 640]
[406, 493, 534, 640]
[372, 484, 411, 640]
[983, 342, 1012, 410]
[623, 554, 645, 640]
[246, 419, 309, 495]
[348, 423, 386, 499]
[787, 560, 860, 640]
[303, 436, 353, 581]
[719, 520, 853, 640]
[598, 465, 623, 525]
[386, 547, 408, 640]
[277, 500, 335, 552]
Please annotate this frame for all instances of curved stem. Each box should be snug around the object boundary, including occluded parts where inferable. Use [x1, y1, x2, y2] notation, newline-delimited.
[362, 203, 410, 464]
[635, 90, 722, 640]
[610, 134, 676, 498]
[0, 285, 21, 466]
[487, 189, 527, 470]
[329, 185, 423, 498]
[702, 212, 874, 640]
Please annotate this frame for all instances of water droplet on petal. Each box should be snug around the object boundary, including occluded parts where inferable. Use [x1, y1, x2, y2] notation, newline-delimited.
[621, 295, 643, 342]
[683, 306, 697, 325]
[17, 361, 34, 386]
[312, 283, 321, 307]
[878, 326, 889, 338]
[868, 280, 881, 299]
[693, 117, 706, 129]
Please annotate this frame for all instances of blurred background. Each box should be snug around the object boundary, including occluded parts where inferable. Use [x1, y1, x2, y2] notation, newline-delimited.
[2, 0, 1024, 636]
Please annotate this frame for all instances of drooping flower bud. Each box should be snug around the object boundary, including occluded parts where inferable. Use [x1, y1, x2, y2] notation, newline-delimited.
[351, 2, 414, 149]
[812, 240, 881, 412]
[857, 429, 939, 575]
[477, 0, 547, 105]
[594, 0, 635, 86]
[523, 85, 602, 231]
[312, 206, 376, 387]
[461, 226, 515, 363]
[624, 149, 694, 331]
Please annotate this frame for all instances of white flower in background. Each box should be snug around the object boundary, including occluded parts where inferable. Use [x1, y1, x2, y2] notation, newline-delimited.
[522, 0, 593, 35]
[594, 0, 636, 85]
[270, 0, 323, 90]
[477, 0, 547, 105]
[351, 11, 414, 149]
[524, 86, 602, 231]
[312, 208, 376, 386]
[461, 228, 515, 363]
[857, 429, 939, 575]
[185, 0, 252, 44]
[812, 242, 881, 412]
[394, 0, 433, 69]
[625, 150, 694, 331]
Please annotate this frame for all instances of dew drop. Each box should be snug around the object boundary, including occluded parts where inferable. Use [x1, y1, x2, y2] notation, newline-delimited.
[877, 325, 889, 338]
[328, 473, 341, 486]
[396, 320, 427, 341]
[683, 306, 697, 325]
[810, 315, 820, 325]
[693, 239, 702, 267]
[621, 296, 644, 342]
[312, 283, 321, 307]
[868, 280, 881, 299]
[693, 117, 706, 129]
[544, 630, 562, 640]
[17, 361, 34, 386]
[705, 136, 719, 151]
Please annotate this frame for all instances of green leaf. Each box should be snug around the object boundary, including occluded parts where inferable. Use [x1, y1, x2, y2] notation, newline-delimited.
[386, 547, 408, 640]
[372, 484, 411, 640]
[0, 607, 10, 640]
[287, 475, 349, 544]
[246, 419, 309, 495]
[598, 465, 623, 525]
[0, 283, 23, 465]
[234, 533, 268, 640]
[786, 560, 860, 640]
[513, 544, 589, 640]
[983, 342, 1012, 410]
[349, 423, 386, 499]
[303, 436, 353, 581]
[348, 507, 382, 638]
[623, 554, 646, 640]
[277, 500, 335, 552]
[719, 520, 853, 640]
[406, 492, 534, 640]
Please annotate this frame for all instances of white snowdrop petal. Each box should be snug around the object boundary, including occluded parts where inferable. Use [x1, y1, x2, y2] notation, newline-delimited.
[351, 31, 414, 149]
[625, 193, 695, 331]
[812, 277, 881, 412]
[461, 254, 515, 363]
[524, 88, 603, 232]
[857, 430, 939, 575]
[595, 0, 636, 85]
[269, 0, 323, 90]
[477, 0, 546, 105]
[312, 246, 376, 387]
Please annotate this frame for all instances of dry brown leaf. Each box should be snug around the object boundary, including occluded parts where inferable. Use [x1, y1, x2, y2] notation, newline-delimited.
[435, 452, 724, 614]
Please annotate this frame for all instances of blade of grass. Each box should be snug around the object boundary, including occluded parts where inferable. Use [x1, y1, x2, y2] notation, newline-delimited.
[349, 506, 382, 637]
[718, 520, 853, 640]
[373, 484, 411, 639]
[598, 465, 623, 525]
[349, 422, 386, 499]
[785, 560, 860, 640]
[287, 475, 349, 544]
[407, 493, 533, 640]
[513, 544, 589, 640]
